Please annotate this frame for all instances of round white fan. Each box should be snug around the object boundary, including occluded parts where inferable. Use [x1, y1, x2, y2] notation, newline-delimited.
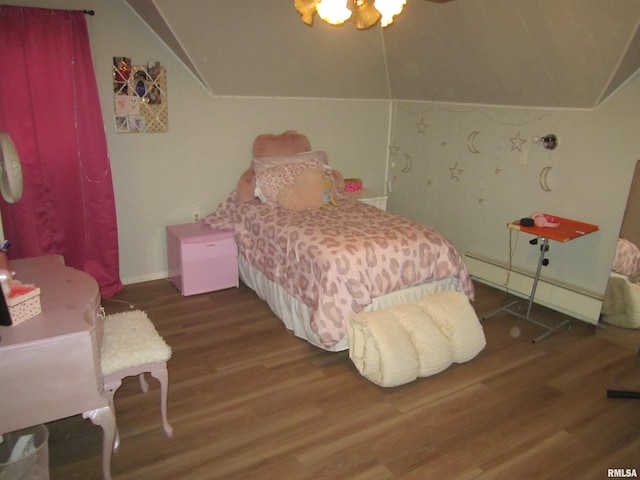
[0, 132, 24, 242]
[0, 132, 23, 204]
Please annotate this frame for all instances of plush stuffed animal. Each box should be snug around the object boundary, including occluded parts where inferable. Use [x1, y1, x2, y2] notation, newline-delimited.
[236, 168, 256, 202]
[236, 130, 345, 205]
[276, 167, 326, 211]
[237, 130, 312, 202]
[253, 130, 311, 158]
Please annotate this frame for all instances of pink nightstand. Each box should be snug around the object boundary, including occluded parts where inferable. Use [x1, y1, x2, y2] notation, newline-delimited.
[166, 223, 239, 296]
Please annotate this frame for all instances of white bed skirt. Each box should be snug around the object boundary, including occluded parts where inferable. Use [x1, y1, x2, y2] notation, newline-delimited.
[238, 254, 464, 352]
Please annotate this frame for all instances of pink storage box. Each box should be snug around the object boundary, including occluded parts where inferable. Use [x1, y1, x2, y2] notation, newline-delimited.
[344, 178, 363, 193]
[166, 223, 239, 296]
[6, 287, 42, 325]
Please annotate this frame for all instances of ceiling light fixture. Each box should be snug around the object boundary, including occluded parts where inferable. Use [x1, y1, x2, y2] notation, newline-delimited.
[295, 0, 407, 30]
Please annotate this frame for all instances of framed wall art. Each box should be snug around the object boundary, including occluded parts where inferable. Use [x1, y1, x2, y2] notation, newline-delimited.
[113, 57, 168, 133]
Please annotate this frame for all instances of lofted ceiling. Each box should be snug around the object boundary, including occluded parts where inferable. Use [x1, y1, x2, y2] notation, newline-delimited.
[125, 0, 640, 109]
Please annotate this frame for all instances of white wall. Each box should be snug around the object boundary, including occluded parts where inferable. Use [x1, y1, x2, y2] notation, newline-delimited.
[9, 0, 638, 296]
[388, 73, 640, 298]
[9, 0, 390, 284]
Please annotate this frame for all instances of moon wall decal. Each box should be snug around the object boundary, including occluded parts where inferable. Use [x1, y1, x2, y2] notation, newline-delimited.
[539, 166, 553, 192]
[401, 153, 412, 173]
[467, 131, 481, 154]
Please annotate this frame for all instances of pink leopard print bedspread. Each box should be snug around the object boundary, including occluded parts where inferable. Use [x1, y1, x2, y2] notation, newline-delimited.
[205, 192, 474, 348]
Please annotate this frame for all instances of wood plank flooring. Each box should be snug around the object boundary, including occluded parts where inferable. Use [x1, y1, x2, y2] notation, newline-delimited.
[47, 280, 640, 479]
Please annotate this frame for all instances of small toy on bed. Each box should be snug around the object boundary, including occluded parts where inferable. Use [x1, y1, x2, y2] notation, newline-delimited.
[322, 172, 338, 209]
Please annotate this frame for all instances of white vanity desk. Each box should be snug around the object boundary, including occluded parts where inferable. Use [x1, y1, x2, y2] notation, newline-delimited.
[0, 255, 116, 480]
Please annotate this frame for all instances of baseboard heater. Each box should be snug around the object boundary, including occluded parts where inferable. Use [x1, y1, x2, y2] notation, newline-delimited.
[464, 252, 603, 325]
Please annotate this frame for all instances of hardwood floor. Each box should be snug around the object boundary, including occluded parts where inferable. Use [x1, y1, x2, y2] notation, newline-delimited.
[47, 280, 640, 479]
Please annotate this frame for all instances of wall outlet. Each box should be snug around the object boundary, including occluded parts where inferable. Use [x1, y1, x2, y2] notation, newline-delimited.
[193, 212, 200, 222]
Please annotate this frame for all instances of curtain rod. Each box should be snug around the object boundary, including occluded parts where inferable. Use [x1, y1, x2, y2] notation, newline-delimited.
[83, 10, 95, 16]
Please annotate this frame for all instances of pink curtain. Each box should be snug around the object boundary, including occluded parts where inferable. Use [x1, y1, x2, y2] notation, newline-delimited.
[0, 6, 123, 298]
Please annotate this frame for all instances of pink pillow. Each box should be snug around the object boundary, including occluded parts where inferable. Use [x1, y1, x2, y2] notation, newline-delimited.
[253, 150, 328, 174]
[255, 159, 322, 207]
[277, 168, 326, 211]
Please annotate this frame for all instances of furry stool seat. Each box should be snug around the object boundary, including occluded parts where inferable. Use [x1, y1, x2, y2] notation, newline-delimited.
[100, 310, 173, 450]
[348, 290, 486, 387]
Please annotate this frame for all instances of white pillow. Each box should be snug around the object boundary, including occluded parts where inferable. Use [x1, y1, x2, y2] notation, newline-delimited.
[394, 304, 454, 377]
[602, 274, 640, 329]
[623, 280, 640, 328]
[417, 290, 486, 363]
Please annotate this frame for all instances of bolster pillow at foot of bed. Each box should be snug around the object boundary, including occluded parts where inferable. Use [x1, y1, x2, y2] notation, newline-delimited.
[347, 290, 486, 387]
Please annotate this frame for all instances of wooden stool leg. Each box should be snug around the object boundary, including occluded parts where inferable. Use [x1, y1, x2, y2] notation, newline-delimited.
[82, 406, 117, 480]
[103, 379, 123, 451]
[150, 364, 173, 437]
[138, 373, 149, 393]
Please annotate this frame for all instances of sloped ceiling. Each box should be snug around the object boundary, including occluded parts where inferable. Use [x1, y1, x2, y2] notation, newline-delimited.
[125, 0, 640, 109]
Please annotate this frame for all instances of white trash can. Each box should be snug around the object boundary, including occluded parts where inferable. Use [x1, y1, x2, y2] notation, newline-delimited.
[0, 425, 49, 480]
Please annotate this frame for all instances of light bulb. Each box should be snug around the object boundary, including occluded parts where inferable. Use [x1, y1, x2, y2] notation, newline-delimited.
[375, 0, 407, 27]
[316, 0, 352, 25]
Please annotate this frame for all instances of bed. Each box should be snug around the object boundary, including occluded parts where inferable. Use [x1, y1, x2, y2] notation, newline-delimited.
[204, 131, 474, 351]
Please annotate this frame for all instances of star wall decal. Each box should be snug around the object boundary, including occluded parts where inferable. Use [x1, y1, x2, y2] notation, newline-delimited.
[494, 165, 502, 175]
[510, 131, 527, 152]
[478, 196, 486, 204]
[449, 161, 463, 181]
[388, 143, 400, 156]
[416, 117, 428, 135]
